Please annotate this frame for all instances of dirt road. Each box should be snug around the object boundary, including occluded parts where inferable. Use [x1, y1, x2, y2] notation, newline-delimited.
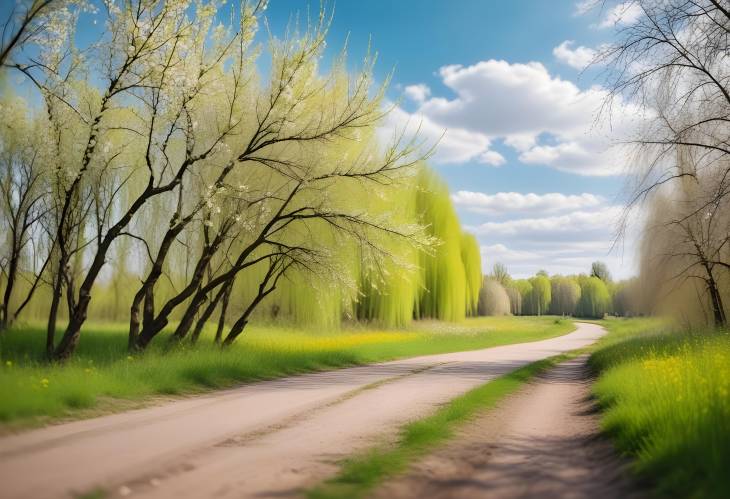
[375, 355, 642, 499]
[0, 323, 604, 499]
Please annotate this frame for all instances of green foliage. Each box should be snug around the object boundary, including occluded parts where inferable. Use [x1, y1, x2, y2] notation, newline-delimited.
[414, 169, 472, 322]
[590, 319, 730, 499]
[513, 279, 533, 315]
[527, 274, 551, 316]
[576, 276, 612, 318]
[0, 317, 572, 426]
[549, 276, 581, 316]
[460, 233, 482, 317]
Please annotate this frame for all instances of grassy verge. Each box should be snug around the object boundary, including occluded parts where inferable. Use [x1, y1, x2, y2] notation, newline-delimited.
[0, 316, 572, 428]
[307, 351, 578, 499]
[589, 318, 730, 499]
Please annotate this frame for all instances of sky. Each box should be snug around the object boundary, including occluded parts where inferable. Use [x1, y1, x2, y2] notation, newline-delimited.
[261, 0, 644, 279]
[1, 0, 644, 280]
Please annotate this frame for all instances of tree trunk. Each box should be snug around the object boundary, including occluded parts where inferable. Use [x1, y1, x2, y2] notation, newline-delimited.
[128, 289, 144, 351]
[215, 281, 233, 345]
[190, 282, 229, 344]
[1, 246, 19, 330]
[170, 291, 210, 343]
[707, 276, 727, 327]
[52, 289, 91, 361]
[222, 316, 248, 347]
[45, 261, 65, 359]
[134, 317, 169, 351]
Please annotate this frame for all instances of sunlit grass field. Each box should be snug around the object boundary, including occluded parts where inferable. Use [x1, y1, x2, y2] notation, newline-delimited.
[0, 316, 572, 428]
[591, 318, 730, 499]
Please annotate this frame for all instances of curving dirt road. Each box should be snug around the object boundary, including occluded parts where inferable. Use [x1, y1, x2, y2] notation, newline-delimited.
[0, 322, 605, 499]
[375, 355, 643, 499]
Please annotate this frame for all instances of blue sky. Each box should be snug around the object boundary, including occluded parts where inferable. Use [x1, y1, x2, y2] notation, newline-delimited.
[2, 0, 641, 279]
[263, 0, 640, 279]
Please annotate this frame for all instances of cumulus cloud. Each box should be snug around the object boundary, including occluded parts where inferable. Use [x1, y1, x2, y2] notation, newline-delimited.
[468, 206, 623, 237]
[390, 59, 646, 176]
[474, 205, 636, 278]
[419, 60, 597, 136]
[517, 138, 631, 176]
[452, 191, 604, 215]
[553, 40, 597, 70]
[380, 104, 505, 166]
[403, 83, 431, 103]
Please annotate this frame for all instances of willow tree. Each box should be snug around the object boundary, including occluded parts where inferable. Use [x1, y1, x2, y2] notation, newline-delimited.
[549, 276, 580, 316]
[478, 277, 510, 316]
[0, 94, 53, 330]
[125, 8, 431, 350]
[528, 274, 551, 316]
[576, 276, 611, 319]
[461, 233, 482, 317]
[6, 0, 282, 359]
[599, 0, 730, 327]
[513, 279, 533, 315]
[414, 169, 476, 322]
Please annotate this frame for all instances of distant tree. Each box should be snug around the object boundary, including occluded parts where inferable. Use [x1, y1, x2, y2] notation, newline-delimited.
[549, 276, 580, 316]
[490, 263, 511, 286]
[478, 278, 510, 316]
[576, 277, 611, 319]
[513, 279, 533, 315]
[505, 284, 523, 315]
[528, 274, 551, 316]
[590, 261, 612, 284]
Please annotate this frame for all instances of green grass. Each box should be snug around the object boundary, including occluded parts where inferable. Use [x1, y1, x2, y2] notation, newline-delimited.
[306, 352, 578, 499]
[0, 316, 573, 427]
[589, 317, 730, 499]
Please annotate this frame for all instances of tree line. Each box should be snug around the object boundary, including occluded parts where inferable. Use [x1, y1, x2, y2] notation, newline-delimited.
[0, 0, 481, 361]
[478, 261, 625, 319]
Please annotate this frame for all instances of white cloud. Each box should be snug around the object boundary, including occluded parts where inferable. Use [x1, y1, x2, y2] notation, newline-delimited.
[480, 241, 634, 279]
[396, 59, 646, 175]
[452, 191, 604, 215]
[419, 60, 596, 136]
[553, 40, 596, 70]
[481, 244, 539, 263]
[517, 139, 632, 176]
[473, 207, 636, 278]
[469, 206, 623, 237]
[403, 83, 431, 103]
[597, 2, 643, 28]
[503, 133, 536, 152]
[381, 105, 505, 166]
